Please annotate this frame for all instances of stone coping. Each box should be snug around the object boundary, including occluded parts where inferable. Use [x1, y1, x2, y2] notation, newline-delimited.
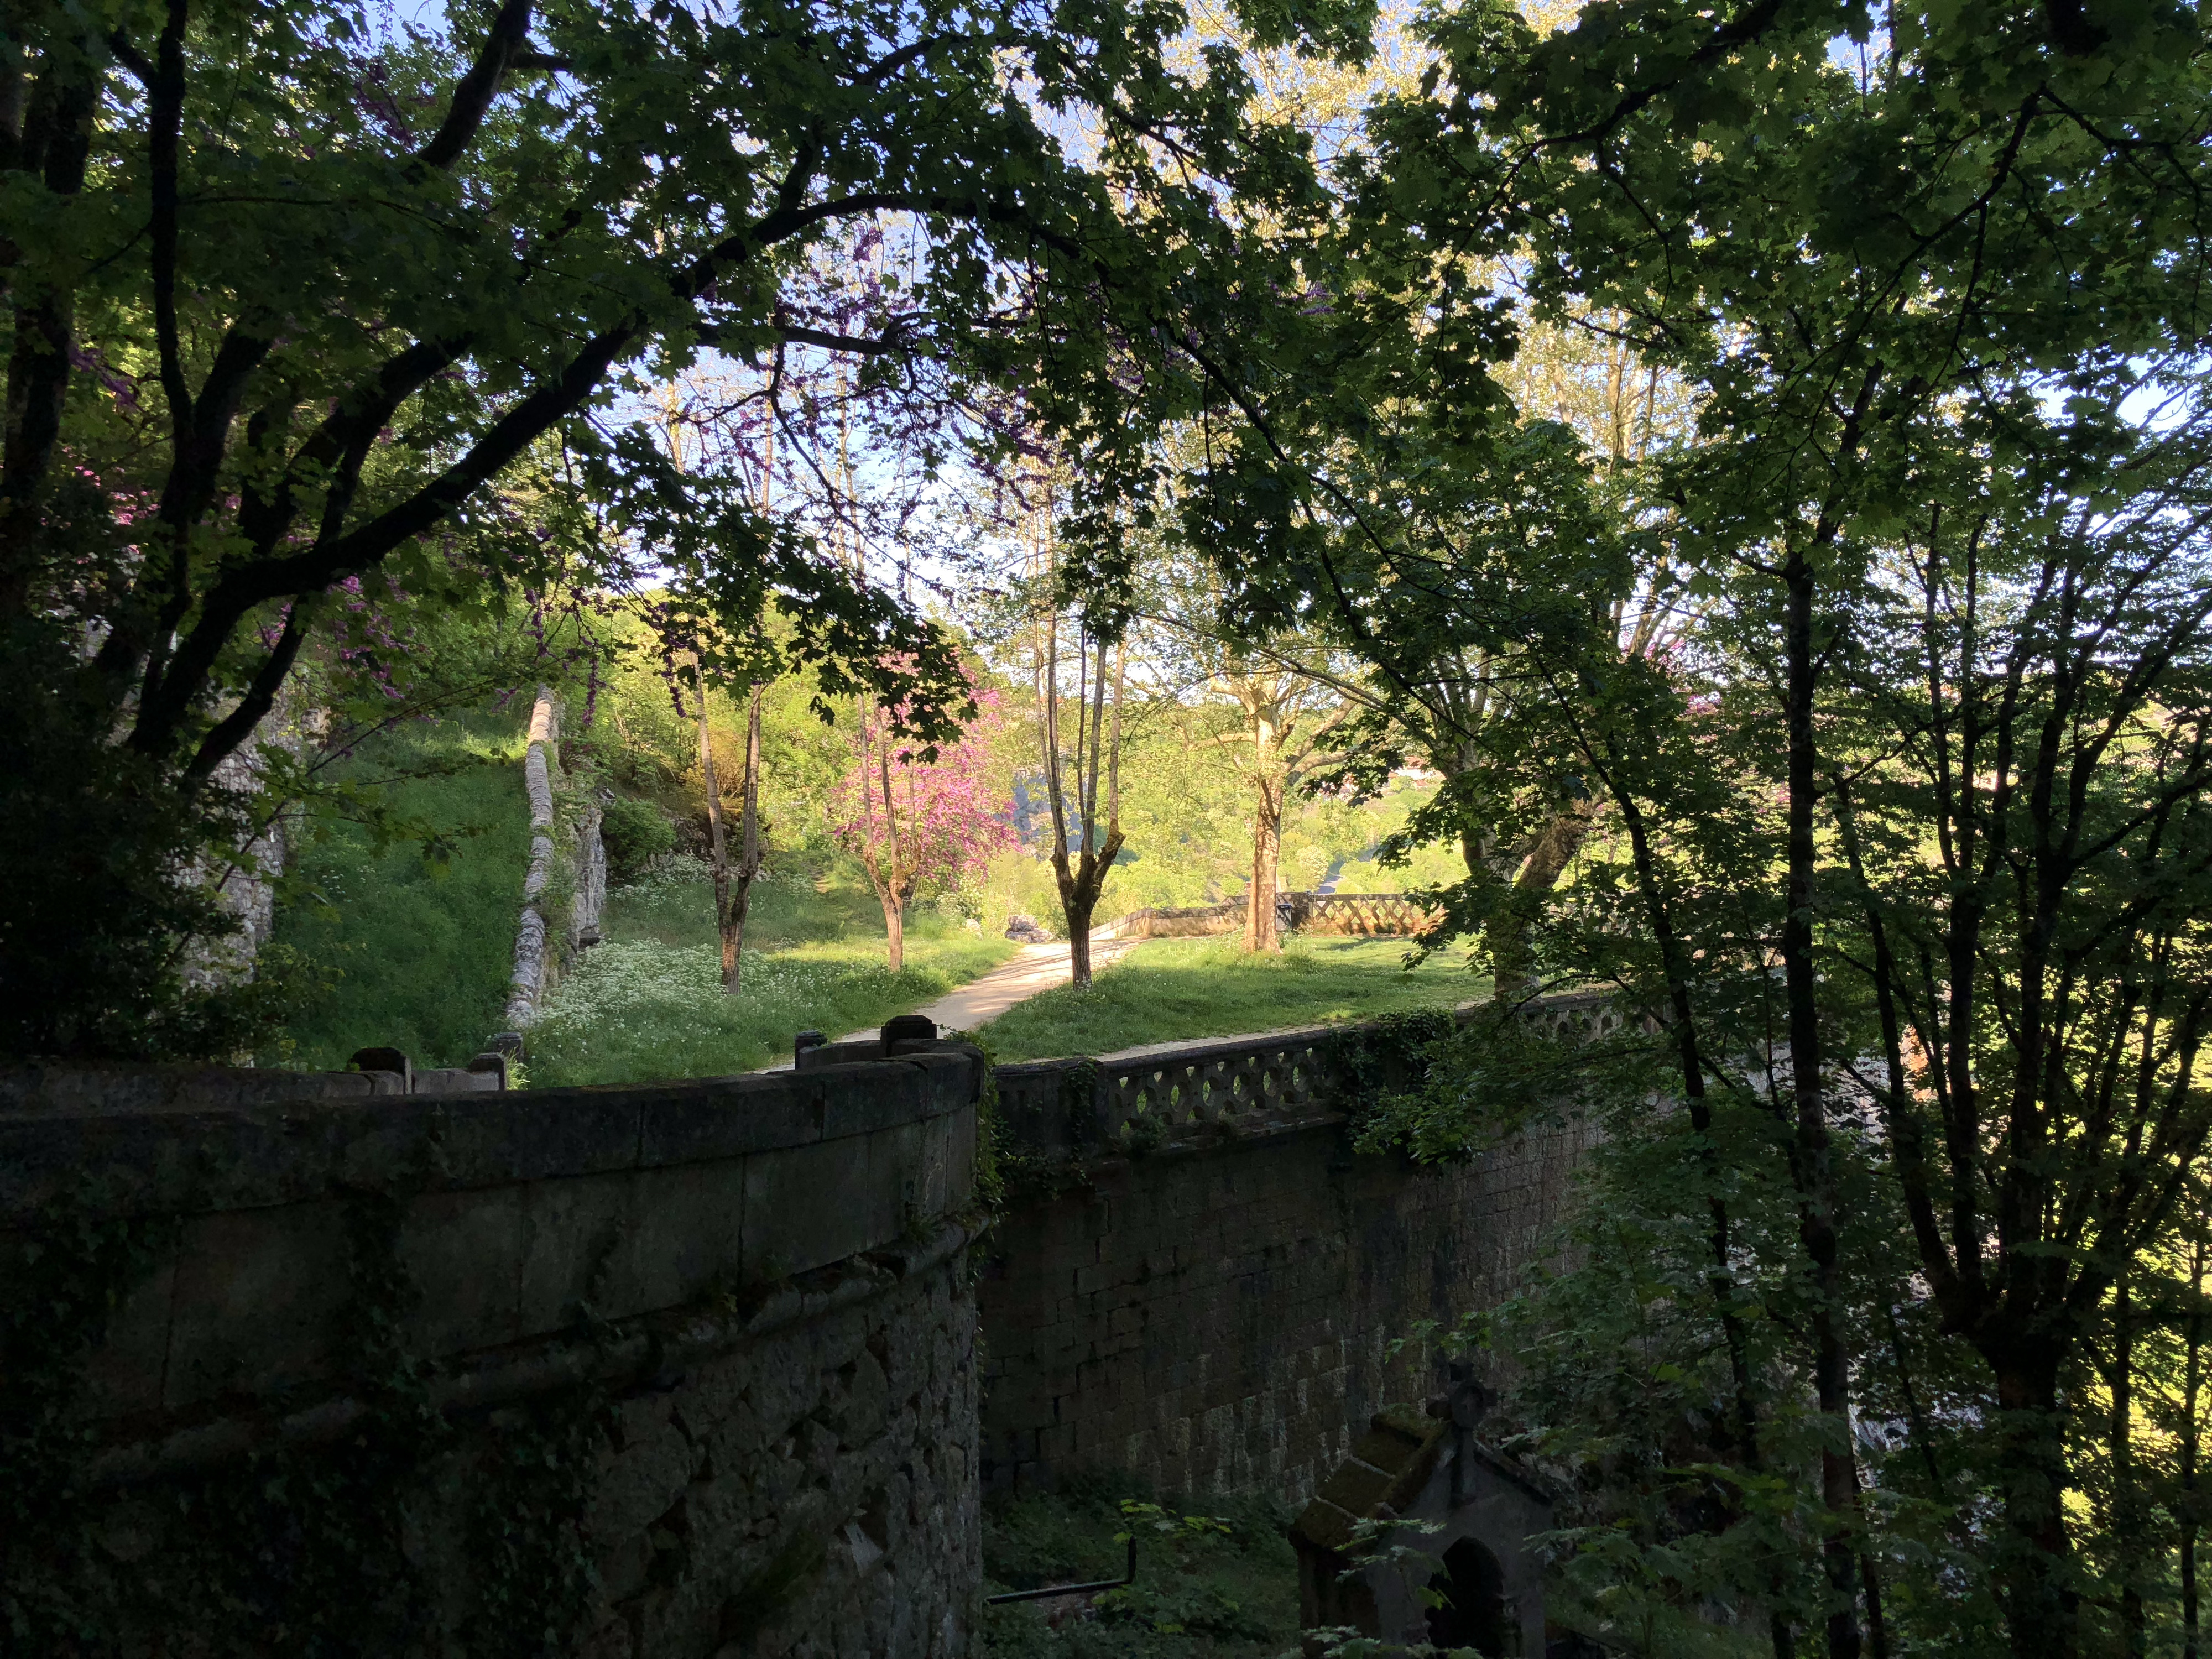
[992, 987, 1620, 1074]
[0, 1052, 975, 1223]
[989, 989, 1624, 1165]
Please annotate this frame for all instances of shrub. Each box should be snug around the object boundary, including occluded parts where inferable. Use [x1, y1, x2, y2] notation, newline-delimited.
[600, 795, 677, 885]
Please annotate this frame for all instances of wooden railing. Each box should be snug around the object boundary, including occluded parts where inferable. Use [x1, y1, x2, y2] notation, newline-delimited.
[993, 989, 1631, 1163]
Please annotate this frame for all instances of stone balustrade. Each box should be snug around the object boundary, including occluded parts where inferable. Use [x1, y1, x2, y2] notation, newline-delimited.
[977, 991, 1621, 1499]
[993, 988, 1625, 1164]
[1106, 889, 1443, 941]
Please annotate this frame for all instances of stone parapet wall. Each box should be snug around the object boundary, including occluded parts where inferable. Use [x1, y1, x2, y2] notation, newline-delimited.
[979, 1000, 1610, 1503]
[992, 992, 1626, 1161]
[1, 1050, 980, 1658]
[0, 1006, 1619, 1653]
[978, 1113, 1597, 1504]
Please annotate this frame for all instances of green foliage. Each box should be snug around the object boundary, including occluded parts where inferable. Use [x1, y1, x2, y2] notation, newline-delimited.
[525, 863, 1011, 1084]
[269, 712, 534, 1070]
[980, 1477, 1298, 1659]
[946, 1023, 1011, 1215]
[981, 937, 1477, 1061]
[0, 1187, 176, 1645]
[597, 795, 677, 886]
[979, 710, 1452, 935]
[3, 0, 1366, 1054]
[570, 604, 864, 863]
[0, 625, 307, 1060]
[0, 1178, 606, 1656]
[1149, 0, 2212, 1645]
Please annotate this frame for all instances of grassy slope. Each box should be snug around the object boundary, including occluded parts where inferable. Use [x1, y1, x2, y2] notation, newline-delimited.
[525, 865, 1015, 1086]
[270, 717, 531, 1071]
[980, 936, 1481, 1062]
[979, 1477, 1299, 1659]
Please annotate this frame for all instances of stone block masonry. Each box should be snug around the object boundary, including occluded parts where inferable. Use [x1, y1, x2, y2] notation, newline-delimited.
[0, 1044, 982, 1658]
[978, 1011, 1607, 1503]
[0, 1003, 1612, 1655]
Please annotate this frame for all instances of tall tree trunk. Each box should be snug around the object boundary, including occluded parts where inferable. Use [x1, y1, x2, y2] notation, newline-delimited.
[1778, 549, 1863, 1659]
[850, 693, 910, 974]
[1990, 1345, 2078, 1659]
[2110, 1274, 2146, 1659]
[1245, 769, 1281, 953]
[1040, 622, 1126, 987]
[883, 893, 905, 974]
[2181, 1237, 2205, 1659]
[874, 717, 907, 974]
[719, 682, 764, 993]
[1606, 782, 1792, 1659]
[0, 70, 96, 614]
[1855, 1465, 1892, 1659]
[696, 670, 739, 992]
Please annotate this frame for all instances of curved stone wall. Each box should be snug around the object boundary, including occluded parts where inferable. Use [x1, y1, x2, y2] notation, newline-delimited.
[0, 1048, 981, 1658]
[980, 1015, 1600, 1501]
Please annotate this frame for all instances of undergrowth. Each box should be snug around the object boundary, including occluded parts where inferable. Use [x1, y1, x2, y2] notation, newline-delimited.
[979, 1473, 1300, 1659]
[524, 859, 1014, 1084]
[268, 711, 531, 1070]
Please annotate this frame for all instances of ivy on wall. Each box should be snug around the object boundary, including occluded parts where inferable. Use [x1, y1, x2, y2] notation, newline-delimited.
[0, 1182, 609, 1658]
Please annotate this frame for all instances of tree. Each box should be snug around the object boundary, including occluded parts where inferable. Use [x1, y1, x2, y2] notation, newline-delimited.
[1158, 0, 2212, 1651]
[1030, 588, 1128, 988]
[1214, 647, 1347, 952]
[833, 680, 1012, 972]
[694, 673, 766, 993]
[1133, 551, 1352, 952]
[0, 0, 1369, 1055]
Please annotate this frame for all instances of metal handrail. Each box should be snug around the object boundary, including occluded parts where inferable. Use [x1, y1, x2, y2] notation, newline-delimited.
[984, 1535, 1138, 1604]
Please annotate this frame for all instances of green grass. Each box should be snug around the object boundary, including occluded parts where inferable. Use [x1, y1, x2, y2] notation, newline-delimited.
[979, 1475, 1300, 1659]
[524, 863, 1016, 1086]
[269, 716, 531, 1071]
[980, 935, 1482, 1061]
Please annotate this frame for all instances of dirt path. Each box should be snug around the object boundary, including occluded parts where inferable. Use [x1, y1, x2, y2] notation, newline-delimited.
[904, 932, 1144, 1032]
[757, 930, 1144, 1068]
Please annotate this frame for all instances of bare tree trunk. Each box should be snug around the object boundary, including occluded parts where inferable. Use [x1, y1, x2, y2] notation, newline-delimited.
[1037, 608, 1127, 987]
[1854, 1464, 1892, 1659]
[849, 691, 910, 974]
[1604, 778, 1792, 1659]
[873, 712, 907, 973]
[1245, 770, 1281, 953]
[720, 682, 765, 992]
[1991, 1345, 2078, 1659]
[696, 669, 740, 992]
[1778, 545, 1863, 1659]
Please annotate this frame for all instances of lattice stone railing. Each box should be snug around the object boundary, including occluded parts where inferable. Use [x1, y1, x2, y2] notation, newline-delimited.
[1107, 890, 1443, 942]
[1279, 891, 1445, 936]
[993, 989, 1623, 1162]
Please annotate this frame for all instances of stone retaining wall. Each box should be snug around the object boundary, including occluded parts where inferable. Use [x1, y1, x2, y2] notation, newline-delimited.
[978, 1006, 1609, 1502]
[0, 1004, 1615, 1653]
[0, 1046, 981, 1658]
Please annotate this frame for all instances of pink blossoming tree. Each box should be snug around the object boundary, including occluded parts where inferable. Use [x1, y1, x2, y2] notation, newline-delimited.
[833, 677, 1012, 972]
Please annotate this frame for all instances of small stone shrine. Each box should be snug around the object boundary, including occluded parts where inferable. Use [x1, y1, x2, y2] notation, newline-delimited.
[1291, 1370, 1566, 1657]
